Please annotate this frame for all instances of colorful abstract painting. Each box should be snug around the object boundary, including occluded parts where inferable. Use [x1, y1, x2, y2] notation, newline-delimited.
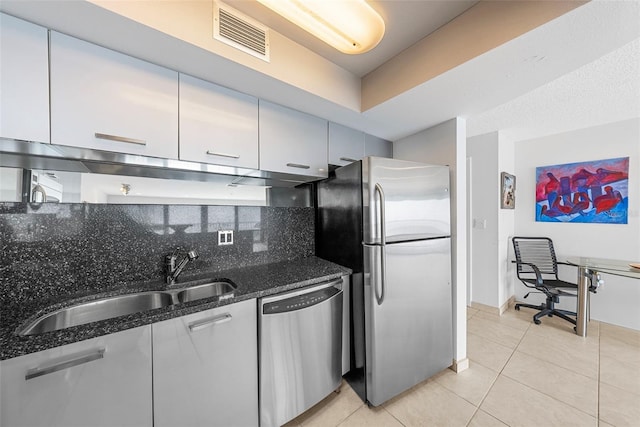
[535, 157, 629, 224]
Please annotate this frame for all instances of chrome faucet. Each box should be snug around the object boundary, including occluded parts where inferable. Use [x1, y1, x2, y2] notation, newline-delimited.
[165, 248, 199, 285]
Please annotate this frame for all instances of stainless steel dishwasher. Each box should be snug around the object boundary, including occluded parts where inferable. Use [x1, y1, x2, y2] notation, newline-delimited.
[259, 277, 344, 427]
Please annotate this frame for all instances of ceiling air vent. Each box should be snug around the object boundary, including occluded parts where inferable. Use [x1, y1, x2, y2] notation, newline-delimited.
[214, 1, 270, 62]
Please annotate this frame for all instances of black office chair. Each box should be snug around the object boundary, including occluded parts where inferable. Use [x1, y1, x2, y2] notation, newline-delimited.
[512, 236, 578, 327]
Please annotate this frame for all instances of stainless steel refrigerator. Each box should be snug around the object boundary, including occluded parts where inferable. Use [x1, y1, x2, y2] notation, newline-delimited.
[316, 156, 453, 406]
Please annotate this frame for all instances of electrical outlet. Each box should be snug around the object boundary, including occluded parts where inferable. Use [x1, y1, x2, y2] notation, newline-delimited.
[218, 230, 234, 245]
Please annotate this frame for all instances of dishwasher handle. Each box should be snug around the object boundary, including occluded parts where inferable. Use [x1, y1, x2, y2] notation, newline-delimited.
[262, 280, 343, 315]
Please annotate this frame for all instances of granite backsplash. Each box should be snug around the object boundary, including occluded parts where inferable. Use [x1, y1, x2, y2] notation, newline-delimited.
[0, 203, 314, 307]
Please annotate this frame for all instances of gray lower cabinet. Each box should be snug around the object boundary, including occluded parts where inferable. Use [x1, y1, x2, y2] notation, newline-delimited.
[0, 326, 152, 427]
[152, 299, 259, 427]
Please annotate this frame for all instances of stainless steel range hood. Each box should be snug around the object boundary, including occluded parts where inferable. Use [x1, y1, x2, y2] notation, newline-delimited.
[0, 139, 312, 188]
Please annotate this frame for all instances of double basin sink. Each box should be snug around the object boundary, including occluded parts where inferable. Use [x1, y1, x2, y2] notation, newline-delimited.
[18, 280, 236, 336]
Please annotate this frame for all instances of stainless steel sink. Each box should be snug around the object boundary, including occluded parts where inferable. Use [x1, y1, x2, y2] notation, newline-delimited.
[18, 291, 174, 336]
[177, 281, 237, 303]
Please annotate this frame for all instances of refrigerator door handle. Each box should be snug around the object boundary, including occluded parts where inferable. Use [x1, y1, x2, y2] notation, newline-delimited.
[375, 183, 386, 305]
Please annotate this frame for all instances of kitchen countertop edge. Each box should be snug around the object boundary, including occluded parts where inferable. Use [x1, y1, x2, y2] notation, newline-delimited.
[0, 256, 351, 361]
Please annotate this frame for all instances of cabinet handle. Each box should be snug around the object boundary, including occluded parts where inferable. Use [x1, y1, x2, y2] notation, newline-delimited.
[25, 348, 106, 381]
[95, 133, 146, 146]
[188, 313, 232, 332]
[286, 163, 310, 169]
[206, 150, 240, 159]
[339, 157, 358, 163]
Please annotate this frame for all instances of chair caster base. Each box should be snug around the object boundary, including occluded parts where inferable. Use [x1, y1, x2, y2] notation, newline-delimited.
[534, 319, 541, 325]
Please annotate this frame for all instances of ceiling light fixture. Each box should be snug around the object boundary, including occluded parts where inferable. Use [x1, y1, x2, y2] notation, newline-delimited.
[256, 0, 385, 54]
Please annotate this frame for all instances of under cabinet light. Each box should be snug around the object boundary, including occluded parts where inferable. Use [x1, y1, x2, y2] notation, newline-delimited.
[257, 0, 385, 54]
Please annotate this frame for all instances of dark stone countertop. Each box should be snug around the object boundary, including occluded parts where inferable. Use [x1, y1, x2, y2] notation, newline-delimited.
[0, 256, 351, 361]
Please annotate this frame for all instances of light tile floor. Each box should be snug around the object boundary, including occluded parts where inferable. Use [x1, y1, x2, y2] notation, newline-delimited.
[284, 305, 640, 427]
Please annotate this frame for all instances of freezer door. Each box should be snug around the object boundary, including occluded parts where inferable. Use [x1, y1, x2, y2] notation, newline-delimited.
[364, 238, 452, 406]
[363, 157, 450, 244]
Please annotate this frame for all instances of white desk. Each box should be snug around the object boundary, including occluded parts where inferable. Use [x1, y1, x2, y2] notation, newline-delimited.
[566, 257, 640, 337]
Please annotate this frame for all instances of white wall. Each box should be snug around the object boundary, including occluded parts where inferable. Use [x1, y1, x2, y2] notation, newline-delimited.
[467, 132, 499, 307]
[394, 117, 468, 366]
[467, 132, 516, 312]
[514, 118, 640, 330]
[497, 136, 516, 307]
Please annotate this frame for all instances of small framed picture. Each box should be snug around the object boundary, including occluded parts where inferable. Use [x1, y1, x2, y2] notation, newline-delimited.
[501, 172, 516, 209]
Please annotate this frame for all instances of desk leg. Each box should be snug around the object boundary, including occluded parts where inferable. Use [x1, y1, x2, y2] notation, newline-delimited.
[576, 267, 590, 337]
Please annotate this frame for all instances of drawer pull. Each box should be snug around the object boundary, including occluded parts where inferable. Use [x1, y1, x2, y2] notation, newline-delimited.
[286, 163, 310, 169]
[188, 313, 232, 332]
[25, 348, 105, 380]
[95, 133, 146, 146]
[206, 150, 240, 159]
[339, 157, 358, 163]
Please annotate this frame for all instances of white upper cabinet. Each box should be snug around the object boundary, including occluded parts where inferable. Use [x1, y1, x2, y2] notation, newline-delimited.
[328, 122, 364, 167]
[50, 32, 178, 158]
[0, 326, 152, 427]
[365, 133, 393, 158]
[179, 74, 259, 169]
[259, 100, 328, 178]
[0, 13, 49, 143]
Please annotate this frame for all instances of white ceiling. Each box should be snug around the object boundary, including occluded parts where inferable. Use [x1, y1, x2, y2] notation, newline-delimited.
[225, 0, 478, 77]
[467, 37, 640, 143]
[1, 0, 639, 143]
[360, 0, 640, 141]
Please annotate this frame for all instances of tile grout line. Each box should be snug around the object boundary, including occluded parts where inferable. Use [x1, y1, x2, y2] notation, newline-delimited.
[474, 321, 531, 426]
[466, 330, 519, 355]
[467, 315, 531, 350]
[500, 322, 601, 421]
[471, 311, 533, 336]
[498, 369, 599, 420]
[381, 406, 408, 427]
[464, 407, 482, 427]
[514, 335, 600, 382]
[331, 402, 365, 427]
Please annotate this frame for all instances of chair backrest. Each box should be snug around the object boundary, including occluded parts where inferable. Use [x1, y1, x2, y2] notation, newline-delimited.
[512, 236, 559, 280]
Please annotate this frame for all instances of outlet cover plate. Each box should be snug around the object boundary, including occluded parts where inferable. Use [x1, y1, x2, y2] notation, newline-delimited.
[218, 230, 234, 245]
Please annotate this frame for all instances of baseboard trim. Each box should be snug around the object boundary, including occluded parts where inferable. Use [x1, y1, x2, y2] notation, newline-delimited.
[500, 296, 516, 314]
[470, 301, 499, 314]
[450, 358, 469, 373]
[471, 297, 516, 316]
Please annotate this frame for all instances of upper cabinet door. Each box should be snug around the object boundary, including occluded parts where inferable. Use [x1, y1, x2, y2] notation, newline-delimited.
[328, 122, 364, 167]
[259, 100, 328, 178]
[50, 32, 178, 159]
[0, 13, 49, 143]
[365, 134, 393, 159]
[179, 74, 258, 169]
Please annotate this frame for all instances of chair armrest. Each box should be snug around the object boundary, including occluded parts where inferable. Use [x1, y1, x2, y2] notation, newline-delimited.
[513, 261, 544, 287]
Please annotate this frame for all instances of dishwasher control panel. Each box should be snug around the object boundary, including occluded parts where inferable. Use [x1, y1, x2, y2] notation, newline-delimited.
[263, 286, 340, 314]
